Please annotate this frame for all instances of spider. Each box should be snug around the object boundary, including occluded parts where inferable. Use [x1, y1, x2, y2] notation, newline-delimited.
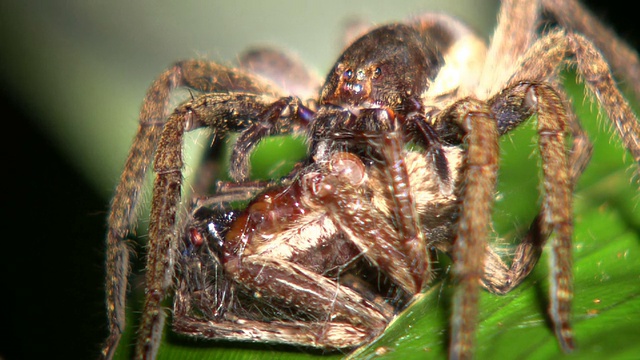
[101, 0, 640, 359]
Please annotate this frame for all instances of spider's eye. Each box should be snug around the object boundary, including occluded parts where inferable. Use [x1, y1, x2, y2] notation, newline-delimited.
[373, 67, 382, 78]
[343, 69, 353, 80]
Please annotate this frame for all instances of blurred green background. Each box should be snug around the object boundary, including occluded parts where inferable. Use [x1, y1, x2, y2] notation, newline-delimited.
[0, 1, 638, 359]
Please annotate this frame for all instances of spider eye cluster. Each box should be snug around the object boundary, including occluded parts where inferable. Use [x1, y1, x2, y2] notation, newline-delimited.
[342, 66, 382, 82]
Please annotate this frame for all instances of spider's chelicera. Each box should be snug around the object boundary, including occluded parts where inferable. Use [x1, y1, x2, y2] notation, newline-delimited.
[101, 1, 640, 359]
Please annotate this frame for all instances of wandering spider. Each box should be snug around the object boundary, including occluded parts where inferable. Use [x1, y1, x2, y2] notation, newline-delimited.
[101, 0, 640, 359]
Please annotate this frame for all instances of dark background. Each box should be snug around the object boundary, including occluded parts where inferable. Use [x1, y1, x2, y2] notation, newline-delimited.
[1, 1, 637, 359]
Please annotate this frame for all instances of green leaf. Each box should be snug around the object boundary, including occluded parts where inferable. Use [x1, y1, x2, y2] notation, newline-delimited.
[115, 74, 640, 359]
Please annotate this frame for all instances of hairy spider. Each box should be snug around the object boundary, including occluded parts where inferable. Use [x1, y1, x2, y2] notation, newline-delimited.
[101, 0, 640, 359]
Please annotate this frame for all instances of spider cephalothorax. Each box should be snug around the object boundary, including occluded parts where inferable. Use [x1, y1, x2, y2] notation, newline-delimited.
[101, 1, 640, 359]
[320, 24, 443, 111]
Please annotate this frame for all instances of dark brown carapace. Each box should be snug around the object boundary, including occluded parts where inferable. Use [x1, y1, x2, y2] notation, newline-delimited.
[320, 24, 442, 112]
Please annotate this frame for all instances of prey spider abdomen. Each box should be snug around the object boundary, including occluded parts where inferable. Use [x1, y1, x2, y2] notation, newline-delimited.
[101, 1, 640, 359]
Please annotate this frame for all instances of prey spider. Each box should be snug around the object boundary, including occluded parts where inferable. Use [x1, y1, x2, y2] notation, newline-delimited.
[101, 0, 640, 359]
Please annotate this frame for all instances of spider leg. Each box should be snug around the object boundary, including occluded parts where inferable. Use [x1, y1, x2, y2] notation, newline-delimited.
[528, 83, 576, 351]
[488, 35, 640, 345]
[136, 92, 301, 359]
[476, 14, 638, 302]
[509, 30, 640, 169]
[482, 89, 592, 295]
[479, 81, 577, 352]
[172, 315, 375, 349]
[477, 0, 539, 97]
[568, 33, 640, 168]
[375, 130, 431, 291]
[102, 60, 284, 360]
[470, 27, 640, 355]
[542, 0, 640, 98]
[228, 96, 313, 182]
[434, 99, 500, 360]
[239, 46, 322, 100]
[222, 256, 390, 344]
[226, 46, 325, 182]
